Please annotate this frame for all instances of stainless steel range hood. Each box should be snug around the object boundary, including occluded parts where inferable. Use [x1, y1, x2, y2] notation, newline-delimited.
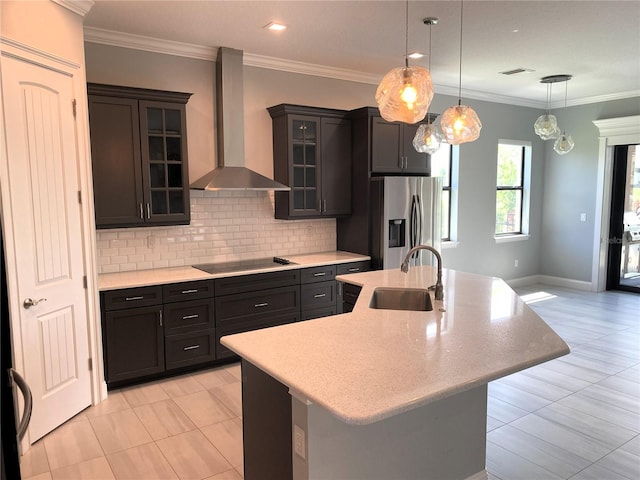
[190, 47, 289, 191]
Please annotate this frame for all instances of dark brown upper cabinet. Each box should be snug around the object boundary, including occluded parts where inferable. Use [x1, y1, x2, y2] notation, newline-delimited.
[88, 84, 192, 229]
[268, 104, 351, 219]
[350, 107, 432, 176]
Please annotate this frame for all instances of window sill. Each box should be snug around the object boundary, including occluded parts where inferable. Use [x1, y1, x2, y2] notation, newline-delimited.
[494, 234, 530, 244]
[441, 241, 459, 249]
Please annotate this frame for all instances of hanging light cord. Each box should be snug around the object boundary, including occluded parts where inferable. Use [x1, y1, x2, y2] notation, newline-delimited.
[404, 0, 409, 68]
[547, 83, 551, 115]
[457, 0, 464, 106]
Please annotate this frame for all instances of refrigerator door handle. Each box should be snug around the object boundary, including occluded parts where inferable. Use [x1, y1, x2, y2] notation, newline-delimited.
[9, 368, 32, 441]
[410, 195, 417, 249]
[416, 194, 423, 246]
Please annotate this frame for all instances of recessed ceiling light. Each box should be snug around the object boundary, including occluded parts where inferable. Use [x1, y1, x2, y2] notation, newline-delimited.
[265, 22, 287, 31]
[408, 52, 424, 59]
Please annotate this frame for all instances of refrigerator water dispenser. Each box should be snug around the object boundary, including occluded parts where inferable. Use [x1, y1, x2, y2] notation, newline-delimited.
[388, 219, 406, 248]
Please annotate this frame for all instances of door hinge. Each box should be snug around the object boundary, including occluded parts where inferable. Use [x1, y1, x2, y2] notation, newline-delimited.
[83, 275, 88, 289]
[88, 358, 93, 371]
[72, 99, 77, 118]
[78, 191, 82, 204]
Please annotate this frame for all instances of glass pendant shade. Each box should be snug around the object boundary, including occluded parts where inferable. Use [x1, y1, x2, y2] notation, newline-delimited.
[553, 132, 575, 155]
[439, 104, 482, 145]
[413, 123, 442, 154]
[534, 114, 560, 140]
[376, 66, 434, 124]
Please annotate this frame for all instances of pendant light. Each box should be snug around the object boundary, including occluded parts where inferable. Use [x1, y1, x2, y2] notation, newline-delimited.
[413, 17, 443, 155]
[553, 75, 575, 155]
[534, 79, 560, 140]
[439, 0, 481, 145]
[375, 0, 434, 124]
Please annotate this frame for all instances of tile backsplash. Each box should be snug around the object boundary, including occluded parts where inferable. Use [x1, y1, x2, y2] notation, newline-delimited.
[96, 190, 336, 274]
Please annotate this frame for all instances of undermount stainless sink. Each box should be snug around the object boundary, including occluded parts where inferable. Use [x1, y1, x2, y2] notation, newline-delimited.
[369, 287, 433, 312]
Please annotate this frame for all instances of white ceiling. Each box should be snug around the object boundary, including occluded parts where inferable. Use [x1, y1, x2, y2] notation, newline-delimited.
[83, 0, 640, 108]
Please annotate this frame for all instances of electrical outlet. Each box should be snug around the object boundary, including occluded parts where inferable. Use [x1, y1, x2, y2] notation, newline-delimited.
[580, 213, 587, 222]
[514, 259, 519, 267]
[294, 424, 306, 459]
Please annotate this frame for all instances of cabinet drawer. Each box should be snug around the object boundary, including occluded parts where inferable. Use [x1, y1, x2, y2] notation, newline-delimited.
[103, 286, 162, 311]
[163, 298, 214, 335]
[163, 280, 214, 303]
[165, 330, 215, 370]
[216, 311, 300, 359]
[215, 269, 300, 296]
[300, 265, 336, 284]
[215, 285, 300, 325]
[301, 306, 337, 321]
[301, 281, 336, 310]
[336, 261, 370, 275]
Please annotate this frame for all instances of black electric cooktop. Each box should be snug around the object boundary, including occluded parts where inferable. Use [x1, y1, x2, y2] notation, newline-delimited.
[192, 257, 295, 275]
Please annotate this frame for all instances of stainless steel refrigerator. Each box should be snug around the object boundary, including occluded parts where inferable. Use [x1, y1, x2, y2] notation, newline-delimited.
[369, 176, 442, 269]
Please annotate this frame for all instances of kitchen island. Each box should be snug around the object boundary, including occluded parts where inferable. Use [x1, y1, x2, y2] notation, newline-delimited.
[221, 266, 570, 480]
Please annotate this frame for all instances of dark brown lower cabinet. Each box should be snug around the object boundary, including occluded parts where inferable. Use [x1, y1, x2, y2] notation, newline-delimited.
[215, 271, 301, 360]
[101, 281, 215, 388]
[104, 305, 164, 384]
[101, 261, 369, 387]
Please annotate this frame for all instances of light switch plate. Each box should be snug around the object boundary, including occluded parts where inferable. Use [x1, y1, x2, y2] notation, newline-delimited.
[294, 424, 306, 459]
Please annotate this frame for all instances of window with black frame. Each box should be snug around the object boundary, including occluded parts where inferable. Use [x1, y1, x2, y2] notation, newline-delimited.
[495, 142, 528, 235]
[431, 144, 453, 241]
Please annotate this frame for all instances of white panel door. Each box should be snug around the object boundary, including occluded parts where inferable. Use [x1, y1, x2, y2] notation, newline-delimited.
[1, 54, 91, 441]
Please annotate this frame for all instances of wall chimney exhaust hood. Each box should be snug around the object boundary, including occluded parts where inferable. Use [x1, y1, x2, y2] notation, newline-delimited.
[190, 47, 290, 191]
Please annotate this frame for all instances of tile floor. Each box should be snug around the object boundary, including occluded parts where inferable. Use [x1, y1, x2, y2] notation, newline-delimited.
[19, 284, 639, 480]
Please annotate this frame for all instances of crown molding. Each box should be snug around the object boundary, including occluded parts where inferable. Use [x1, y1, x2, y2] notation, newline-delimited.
[550, 90, 640, 109]
[242, 52, 380, 85]
[593, 115, 640, 138]
[52, 0, 94, 17]
[83, 26, 216, 61]
[83, 27, 637, 110]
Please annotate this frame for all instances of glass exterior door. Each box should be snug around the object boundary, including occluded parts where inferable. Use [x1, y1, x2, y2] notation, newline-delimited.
[607, 144, 640, 293]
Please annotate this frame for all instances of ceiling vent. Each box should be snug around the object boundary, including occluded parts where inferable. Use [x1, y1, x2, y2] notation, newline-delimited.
[499, 68, 535, 76]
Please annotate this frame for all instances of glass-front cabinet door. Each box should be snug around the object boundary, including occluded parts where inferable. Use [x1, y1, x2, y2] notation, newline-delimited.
[289, 115, 321, 216]
[140, 100, 190, 225]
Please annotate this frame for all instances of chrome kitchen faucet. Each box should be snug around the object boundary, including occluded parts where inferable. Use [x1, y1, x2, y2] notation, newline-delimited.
[400, 245, 444, 301]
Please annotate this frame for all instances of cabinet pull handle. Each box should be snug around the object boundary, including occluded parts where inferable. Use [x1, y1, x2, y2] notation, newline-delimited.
[313, 272, 326, 277]
[125, 296, 144, 301]
[183, 344, 200, 351]
[314, 293, 326, 298]
[254, 302, 269, 308]
[323, 199, 327, 213]
[348, 268, 360, 272]
[182, 314, 199, 320]
[146, 203, 151, 219]
[139, 203, 144, 219]
[159, 309, 163, 327]
[181, 289, 198, 294]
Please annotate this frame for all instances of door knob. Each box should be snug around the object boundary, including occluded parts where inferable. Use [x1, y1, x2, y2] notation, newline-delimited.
[23, 298, 47, 309]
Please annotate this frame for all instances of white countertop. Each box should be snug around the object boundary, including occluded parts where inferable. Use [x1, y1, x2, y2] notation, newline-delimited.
[221, 266, 570, 425]
[98, 251, 370, 291]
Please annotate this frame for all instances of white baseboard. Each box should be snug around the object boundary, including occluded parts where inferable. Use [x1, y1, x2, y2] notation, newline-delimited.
[465, 469, 488, 480]
[506, 274, 594, 291]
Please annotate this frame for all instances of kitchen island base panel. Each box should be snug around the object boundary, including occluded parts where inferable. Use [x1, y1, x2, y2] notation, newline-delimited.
[295, 385, 487, 480]
[242, 359, 488, 480]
